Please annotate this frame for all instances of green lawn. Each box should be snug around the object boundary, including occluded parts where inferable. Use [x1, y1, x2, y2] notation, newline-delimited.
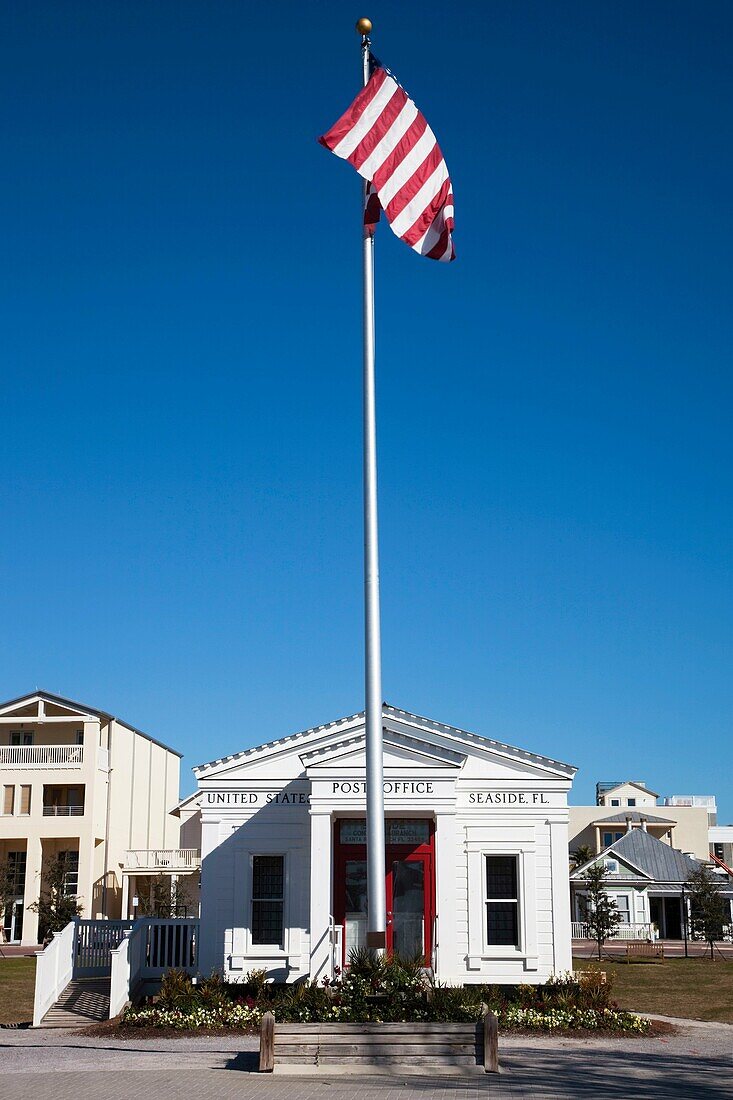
[0, 957, 36, 1025]
[575, 956, 733, 1024]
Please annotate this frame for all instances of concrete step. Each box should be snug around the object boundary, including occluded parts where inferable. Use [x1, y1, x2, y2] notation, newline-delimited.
[40, 978, 110, 1027]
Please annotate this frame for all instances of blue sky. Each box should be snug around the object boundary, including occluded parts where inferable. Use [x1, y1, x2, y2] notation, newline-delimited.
[2, 2, 731, 818]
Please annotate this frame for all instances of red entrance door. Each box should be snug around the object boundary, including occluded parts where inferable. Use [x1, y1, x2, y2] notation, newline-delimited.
[333, 818, 435, 965]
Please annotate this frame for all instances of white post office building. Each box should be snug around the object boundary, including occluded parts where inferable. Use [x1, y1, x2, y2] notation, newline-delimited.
[195, 705, 576, 986]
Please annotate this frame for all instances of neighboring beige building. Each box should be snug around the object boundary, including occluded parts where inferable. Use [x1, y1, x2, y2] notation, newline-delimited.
[569, 780, 713, 862]
[0, 690, 186, 946]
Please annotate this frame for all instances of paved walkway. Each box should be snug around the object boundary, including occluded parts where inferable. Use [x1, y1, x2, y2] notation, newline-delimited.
[1, 1024, 732, 1099]
[572, 939, 733, 960]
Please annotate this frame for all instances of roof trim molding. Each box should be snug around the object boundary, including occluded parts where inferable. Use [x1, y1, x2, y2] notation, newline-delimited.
[194, 703, 577, 779]
[300, 730, 465, 769]
[570, 848, 652, 880]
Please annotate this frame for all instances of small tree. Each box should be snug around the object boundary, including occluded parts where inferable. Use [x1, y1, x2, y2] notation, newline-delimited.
[28, 853, 83, 943]
[0, 859, 19, 939]
[137, 874, 197, 918]
[570, 845, 595, 870]
[579, 862, 621, 960]
[687, 864, 727, 959]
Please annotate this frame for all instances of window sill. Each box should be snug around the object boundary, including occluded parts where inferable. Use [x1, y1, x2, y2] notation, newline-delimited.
[228, 950, 300, 971]
[467, 950, 538, 971]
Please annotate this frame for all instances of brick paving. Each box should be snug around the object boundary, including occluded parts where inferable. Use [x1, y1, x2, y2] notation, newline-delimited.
[1, 1025, 732, 1099]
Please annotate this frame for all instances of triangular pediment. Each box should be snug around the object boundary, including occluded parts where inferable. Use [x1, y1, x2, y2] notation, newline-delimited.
[301, 730, 465, 771]
[194, 703, 576, 784]
[0, 691, 101, 722]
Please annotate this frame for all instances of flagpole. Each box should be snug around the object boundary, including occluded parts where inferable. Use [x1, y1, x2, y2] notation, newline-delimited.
[357, 16, 386, 952]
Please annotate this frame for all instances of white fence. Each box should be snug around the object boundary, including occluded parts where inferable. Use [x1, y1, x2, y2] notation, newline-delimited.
[110, 918, 200, 1017]
[571, 921, 656, 941]
[74, 919, 134, 976]
[124, 849, 201, 872]
[0, 745, 83, 767]
[35, 917, 200, 1024]
[33, 921, 76, 1027]
[330, 921, 343, 976]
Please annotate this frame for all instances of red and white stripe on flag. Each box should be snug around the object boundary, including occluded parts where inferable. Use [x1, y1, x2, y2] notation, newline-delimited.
[320, 66, 455, 262]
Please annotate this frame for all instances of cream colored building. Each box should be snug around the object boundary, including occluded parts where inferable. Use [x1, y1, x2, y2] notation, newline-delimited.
[0, 690, 186, 946]
[569, 781, 712, 862]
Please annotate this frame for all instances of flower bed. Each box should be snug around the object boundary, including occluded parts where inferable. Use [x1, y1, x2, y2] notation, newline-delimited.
[119, 957, 650, 1036]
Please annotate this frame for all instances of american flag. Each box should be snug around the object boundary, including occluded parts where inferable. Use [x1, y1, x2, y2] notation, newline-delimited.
[320, 65, 455, 262]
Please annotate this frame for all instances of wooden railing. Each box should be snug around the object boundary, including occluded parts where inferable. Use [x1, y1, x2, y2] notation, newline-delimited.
[0, 745, 84, 767]
[124, 849, 201, 872]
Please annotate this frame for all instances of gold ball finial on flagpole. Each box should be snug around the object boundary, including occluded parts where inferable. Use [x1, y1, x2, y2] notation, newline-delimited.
[356, 17, 372, 36]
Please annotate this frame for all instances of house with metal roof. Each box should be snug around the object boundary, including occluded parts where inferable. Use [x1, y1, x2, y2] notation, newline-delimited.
[569, 828, 733, 941]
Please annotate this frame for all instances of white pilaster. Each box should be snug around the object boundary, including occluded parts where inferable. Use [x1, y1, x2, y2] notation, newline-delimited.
[308, 810, 332, 983]
[121, 873, 130, 920]
[434, 811, 458, 983]
[549, 819, 573, 973]
[22, 837, 43, 946]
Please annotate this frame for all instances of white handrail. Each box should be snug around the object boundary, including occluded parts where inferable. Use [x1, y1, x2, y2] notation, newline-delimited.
[109, 930, 134, 1018]
[33, 921, 75, 1027]
[0, 745, 84, 767]
[108, 918, 200, 1018]
[571, 921, 656, 941]
[124, 849, 201, 870]
[330, 919, 343, 977]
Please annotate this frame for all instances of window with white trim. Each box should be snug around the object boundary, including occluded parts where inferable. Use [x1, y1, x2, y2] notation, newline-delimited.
[485, 855, 520, 947]
[2, 785, 15, 816]
[251, 855, 284, 947]
[612, 893, 630, 923]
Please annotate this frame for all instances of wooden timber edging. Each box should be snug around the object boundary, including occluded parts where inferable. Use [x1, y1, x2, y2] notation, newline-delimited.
[258, 1010, 499, 1075]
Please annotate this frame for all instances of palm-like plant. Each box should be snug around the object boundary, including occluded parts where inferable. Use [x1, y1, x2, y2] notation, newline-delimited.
[570, 845, 595, 870]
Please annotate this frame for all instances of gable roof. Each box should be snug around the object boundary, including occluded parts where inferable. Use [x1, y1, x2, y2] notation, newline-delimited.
[0, 690, 182, 758]
[601, 780, 660, 799]
[609, 830, 701, 881]
[593, 811, 675, 826]
[300, 728, 466, 769]
[194, 703, 577, 779]
[572, 829, 701, 882]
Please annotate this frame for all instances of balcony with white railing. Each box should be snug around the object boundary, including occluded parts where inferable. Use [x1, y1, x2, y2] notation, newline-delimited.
[124, 849, 201, 873]
[572, 921, 657, 941]
[0, 745, 84, 768]
[42, 804, 85, 817]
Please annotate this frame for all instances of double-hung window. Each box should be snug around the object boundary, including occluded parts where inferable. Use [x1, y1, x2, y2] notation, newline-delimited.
[251, 855, 284, 947]
[612, 894, 631, 924]
[485, 855, 520, 947]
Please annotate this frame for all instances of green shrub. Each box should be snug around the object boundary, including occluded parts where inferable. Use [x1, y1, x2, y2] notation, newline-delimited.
[123, 960, 648, 1035]
[156, 968, 197, 1012]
